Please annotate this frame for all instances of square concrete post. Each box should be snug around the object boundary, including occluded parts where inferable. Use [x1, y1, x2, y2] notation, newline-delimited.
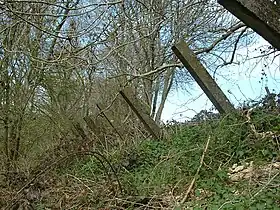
[172, 40, 235, 114]
[120, 87, 162, 140]
[218, 0, 280, 50]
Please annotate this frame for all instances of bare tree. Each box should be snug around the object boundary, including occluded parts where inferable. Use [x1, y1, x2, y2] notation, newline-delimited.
[0, 0, 258, 175]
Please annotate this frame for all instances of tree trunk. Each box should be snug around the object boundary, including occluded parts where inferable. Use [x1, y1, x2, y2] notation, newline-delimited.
[155, 69, 175, 123]
[151, 77, 160, 118]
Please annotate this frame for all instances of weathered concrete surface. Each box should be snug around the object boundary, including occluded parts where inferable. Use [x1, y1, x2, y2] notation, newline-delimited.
[218, 0, 280, 50]
[172, 40, 235, 114]
[120, 87, 162, 139]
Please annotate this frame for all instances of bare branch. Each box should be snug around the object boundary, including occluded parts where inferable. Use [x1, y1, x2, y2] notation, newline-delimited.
[195, 22, 246, 55]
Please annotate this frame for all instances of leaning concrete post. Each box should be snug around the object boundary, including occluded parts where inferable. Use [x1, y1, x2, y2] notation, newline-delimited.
[218, 0, 280, 50]
[172, 40, 235, 114]
[120, 87, 162, 140]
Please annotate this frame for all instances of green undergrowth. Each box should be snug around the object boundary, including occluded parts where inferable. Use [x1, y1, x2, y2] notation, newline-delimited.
[51, 110, 280, 209]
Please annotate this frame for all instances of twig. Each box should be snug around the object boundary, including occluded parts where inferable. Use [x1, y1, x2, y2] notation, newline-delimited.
[66, 174, 94, 194]
[219, 26, 248, 67]
[251, 172, 280, 200]
[96, 103, 125, 142]
[5, 151, 123, 209]
[180, 136, 211, 204]
[218, 200, 233, 210]
[195, 23, 246, 55]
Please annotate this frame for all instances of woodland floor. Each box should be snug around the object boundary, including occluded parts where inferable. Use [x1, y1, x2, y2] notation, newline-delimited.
[1, 108, 280, 209]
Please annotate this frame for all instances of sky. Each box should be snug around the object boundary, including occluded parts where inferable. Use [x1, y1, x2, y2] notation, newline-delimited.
[161, 36, 280, 122]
